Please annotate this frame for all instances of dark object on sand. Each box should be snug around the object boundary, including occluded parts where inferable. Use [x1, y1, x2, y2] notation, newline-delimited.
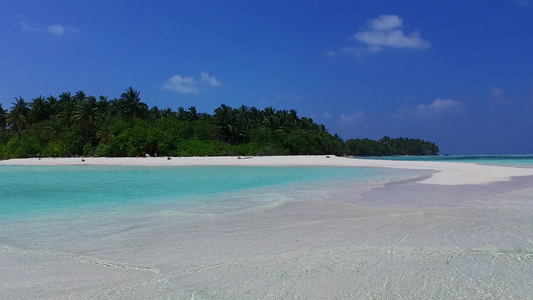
[167, 157, 172, 160]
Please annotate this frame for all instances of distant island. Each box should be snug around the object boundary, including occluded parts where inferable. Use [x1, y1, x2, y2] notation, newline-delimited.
[0, 87, 438, 159]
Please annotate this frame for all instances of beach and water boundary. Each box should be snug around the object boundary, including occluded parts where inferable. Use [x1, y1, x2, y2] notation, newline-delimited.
[1, 155, 533, 299]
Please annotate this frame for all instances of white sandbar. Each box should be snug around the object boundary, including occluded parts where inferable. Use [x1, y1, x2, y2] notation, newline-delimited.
[2, 155, 533, 185]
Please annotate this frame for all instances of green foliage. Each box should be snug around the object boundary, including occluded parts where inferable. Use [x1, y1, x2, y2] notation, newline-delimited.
[0, 88, 439, 159]
[5, 135, 40, 158]
[41, 142, 67, 157]
[62, 130, 85, 156]
[0, 143, 8, 159]
[345, 136, 439, 156]
[177, 140, 230, 156]
[113, 120, 175, 156]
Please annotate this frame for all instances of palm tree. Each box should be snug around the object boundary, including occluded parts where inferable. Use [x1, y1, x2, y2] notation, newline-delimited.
[288, 109, 299, 125]
[0, 103, 7, 142]
[8, 109, 26, 139]
[11, 97, 29, 116]
[43, 117, 65, 142]
[55, 92, 76, 127]
[96, 95, 112, 122]
[176, 106, 187, 121]
[0, 103, 6, 129]
[29, 96, 51, 124]
[8, 97, 29, 139]
[249, 106, 262, 126]
[161, 108, 176, 119]
[299, 117, 318, 131]
[47, 95, 58, 115]
[149, 106, 161, 120]
[188, 106, 198, 121]
[117, 87, 148, 119]
[214, 104, 237, 142]
[72, 99, 97, 138]
[96, 126, 114, 146]
[263, 106, 276, 117]
[73, 90, 87, 103]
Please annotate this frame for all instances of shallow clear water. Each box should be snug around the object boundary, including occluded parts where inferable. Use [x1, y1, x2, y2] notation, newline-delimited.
[1, 164, 532, 299]
[361, 154, 533, 166]
[0, 165, 416, 219]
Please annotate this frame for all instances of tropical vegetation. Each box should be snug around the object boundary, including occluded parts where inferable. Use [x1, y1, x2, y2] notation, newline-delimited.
[0, 87, 438, 159]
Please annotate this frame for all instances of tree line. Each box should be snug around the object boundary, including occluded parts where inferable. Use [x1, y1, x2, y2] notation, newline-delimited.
[345, 137, 439, 156]
[0, 87, 438, 159]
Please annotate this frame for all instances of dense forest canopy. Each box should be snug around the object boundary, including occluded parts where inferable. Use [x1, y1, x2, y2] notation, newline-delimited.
[0, 87, 439, 159]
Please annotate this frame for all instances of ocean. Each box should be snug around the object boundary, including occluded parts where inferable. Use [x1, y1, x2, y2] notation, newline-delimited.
[361, 154, 533, 166]
[0, 165, 419, 219]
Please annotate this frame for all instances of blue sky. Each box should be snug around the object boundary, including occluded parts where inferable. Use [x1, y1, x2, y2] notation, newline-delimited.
[1, 0, 532, 154]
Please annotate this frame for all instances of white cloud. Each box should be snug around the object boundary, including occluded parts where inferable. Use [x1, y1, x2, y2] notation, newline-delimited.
[164, 72, 222, 94]
[370, 15, 403, 31]
[353, 30, 429, 51]
[352, 15, 430, 51]
[329, 14, 429, 58]
[339, 111, 364, 124]
[415, 99, 461, 114]
[322, 111, 332, 119]
[164, 75, 200, 94]
[18, 21, 79, 35]
[394, 99, 463, 119]
[200, 71, 221, 87]
[47, 25, 65, 35]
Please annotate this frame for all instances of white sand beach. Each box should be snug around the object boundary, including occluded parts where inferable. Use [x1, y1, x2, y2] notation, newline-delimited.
[2, 155, 533, 185]
[1, 156, 533, 299]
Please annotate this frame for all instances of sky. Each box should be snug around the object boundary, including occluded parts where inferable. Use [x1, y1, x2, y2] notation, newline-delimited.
[1, 0, 532, 154]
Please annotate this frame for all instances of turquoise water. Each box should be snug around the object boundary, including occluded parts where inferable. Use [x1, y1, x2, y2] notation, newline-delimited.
[361, 154, 533, 166]
[0, 165, 415, 219]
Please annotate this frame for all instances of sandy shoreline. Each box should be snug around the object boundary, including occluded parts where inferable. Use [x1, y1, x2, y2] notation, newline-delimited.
[2, 155, 533, 185]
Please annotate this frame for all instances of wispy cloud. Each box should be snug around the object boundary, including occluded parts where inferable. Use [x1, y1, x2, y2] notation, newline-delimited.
[328, 15, 429, 58]
[164, 71, 222, 94]
[415, 99, 461, 114]
[47, 25, 65, 35]
[490, 86, 512, 104]
[18, 21, 39, 32]
[393, 99, 463, 119]
[339, 111, 364, 124]
[200, 71, 221, 87]
[516, 0, 532, 6]
[18, 21, 80, 35]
